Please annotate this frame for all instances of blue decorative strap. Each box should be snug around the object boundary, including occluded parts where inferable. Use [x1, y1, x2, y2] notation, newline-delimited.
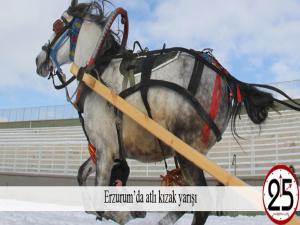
[50, 31, 70, 72]
[69, 18, 83, 61]
[49, 18, 83, 72]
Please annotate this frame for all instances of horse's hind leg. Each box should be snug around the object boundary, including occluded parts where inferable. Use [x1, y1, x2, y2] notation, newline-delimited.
[157, 154, 209, 225]
[176, 154, 209, 225]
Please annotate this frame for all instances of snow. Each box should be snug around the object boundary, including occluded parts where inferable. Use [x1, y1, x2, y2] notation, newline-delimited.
[0, 212, 273, 225]
[0, 199, 273, 224]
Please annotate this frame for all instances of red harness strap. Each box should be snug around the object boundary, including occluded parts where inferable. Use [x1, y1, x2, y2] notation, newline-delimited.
[201, 75, 222, 145]
[236, 85, 243, 103]
[88, 144, 97, 164]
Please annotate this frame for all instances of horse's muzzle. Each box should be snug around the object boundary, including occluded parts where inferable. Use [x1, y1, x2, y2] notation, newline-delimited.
[36, 49, 52, 77]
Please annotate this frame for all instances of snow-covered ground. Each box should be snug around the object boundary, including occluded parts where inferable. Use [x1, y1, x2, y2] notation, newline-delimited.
[0, 212, 273, 225]
[0, 199, 273, 224]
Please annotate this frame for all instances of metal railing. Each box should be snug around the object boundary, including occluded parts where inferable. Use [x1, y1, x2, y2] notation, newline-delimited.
[0, 80, 299, 123]
[0, 109, 299, 178]
[0, 105, 78, 123]
[269, 79, 300, 100]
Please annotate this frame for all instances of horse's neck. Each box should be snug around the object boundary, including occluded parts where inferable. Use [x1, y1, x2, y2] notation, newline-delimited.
[74, 21, 103, 67]
[90, 37, 123, 92]
[100, 58, 124, 93]
[74, 19, 122, 90]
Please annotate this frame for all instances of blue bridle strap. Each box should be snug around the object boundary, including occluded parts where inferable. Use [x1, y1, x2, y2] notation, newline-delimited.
[49, 31, 70, 73]
[49, 18, 83, 72]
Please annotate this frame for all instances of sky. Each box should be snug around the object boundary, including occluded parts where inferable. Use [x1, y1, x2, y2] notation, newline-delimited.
[0, 0, 300, 109]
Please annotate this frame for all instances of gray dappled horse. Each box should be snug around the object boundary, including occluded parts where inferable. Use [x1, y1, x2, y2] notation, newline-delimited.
[35, 1, 300, 225]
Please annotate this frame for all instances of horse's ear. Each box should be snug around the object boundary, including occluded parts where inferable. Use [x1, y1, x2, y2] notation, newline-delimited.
[71, 0, 78, 7]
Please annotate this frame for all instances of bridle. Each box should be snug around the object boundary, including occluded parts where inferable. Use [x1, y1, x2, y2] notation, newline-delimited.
[42, 12, 77, 90]
[41, 7, 129, 92]
[42, 14, 73, 69]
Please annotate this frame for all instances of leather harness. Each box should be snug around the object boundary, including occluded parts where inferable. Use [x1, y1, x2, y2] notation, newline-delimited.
[77, 48, 227, 165]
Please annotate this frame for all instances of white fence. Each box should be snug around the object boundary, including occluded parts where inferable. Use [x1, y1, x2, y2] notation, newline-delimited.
[0, 110, 299, 178]
[209, 110, 300, 177]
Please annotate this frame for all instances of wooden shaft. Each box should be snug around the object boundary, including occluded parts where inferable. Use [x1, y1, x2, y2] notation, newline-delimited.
[70, 63, 300, 225]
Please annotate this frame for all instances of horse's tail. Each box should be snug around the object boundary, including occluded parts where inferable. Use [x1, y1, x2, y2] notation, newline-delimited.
[230, 81, 300, 137]
[239, 84, 275, 124]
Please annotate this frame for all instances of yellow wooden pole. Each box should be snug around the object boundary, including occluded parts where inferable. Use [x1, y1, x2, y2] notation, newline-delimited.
[70, 63, 300, 225]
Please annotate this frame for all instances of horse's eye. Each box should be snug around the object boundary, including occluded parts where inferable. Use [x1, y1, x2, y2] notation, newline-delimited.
[53, 19, 65, 34]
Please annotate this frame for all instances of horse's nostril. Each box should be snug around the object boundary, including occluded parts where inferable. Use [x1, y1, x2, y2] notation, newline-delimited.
[35, 57, 38, 65]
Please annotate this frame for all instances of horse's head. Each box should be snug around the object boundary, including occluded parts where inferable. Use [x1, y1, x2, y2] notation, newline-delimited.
[35, 0, 112, 77]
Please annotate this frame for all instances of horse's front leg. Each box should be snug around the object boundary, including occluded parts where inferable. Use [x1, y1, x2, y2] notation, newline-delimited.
[94, 142, 135, 225]
[158, 212, 185, 225]
[77, 157, 95, 186]
[95, 146, 114, 186]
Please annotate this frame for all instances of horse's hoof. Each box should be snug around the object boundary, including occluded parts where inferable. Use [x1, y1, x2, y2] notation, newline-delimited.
[96, 216, 102, 221]
[96, 211, 103, 221]
[131, 211, 147, 219]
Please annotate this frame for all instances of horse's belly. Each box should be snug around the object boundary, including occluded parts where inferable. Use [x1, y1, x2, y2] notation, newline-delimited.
[122, 116, 172, 162]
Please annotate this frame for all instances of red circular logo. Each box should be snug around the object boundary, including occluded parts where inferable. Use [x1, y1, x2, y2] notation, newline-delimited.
[263, 165, 299, 224]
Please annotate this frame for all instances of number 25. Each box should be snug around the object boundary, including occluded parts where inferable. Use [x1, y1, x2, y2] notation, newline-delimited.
[268, 179, 293, 211]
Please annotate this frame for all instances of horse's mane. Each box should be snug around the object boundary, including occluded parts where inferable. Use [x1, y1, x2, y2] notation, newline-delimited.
[67, 2, 106, 24]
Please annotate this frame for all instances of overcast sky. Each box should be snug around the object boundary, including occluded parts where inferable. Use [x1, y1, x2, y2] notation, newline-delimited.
[0, 0, 299, 109]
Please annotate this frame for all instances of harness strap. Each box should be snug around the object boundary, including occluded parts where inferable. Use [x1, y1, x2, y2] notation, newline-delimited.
[78, 112, 91, 143]
[140, 56, 169, 170]
[88, 144, 97, 164]
[116, 122, 126, 160]
[140, 56, 155, 117]
[119, 79, 222, 142]
[188, 59, 204, 95]
[78, 111, 98, 163]
[51, 71, 77, 90]
[201, 75, 223, 145]
[236, 85, 243, 103]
